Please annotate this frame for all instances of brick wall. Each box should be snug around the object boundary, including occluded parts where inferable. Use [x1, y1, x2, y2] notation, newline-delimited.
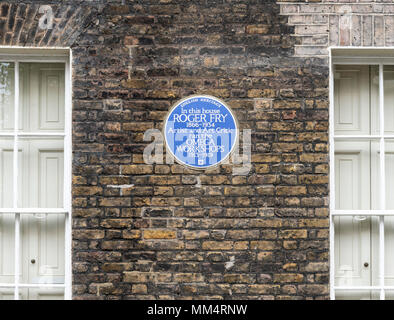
[1, 0, 330, 299]
[278, 0, 394, 57]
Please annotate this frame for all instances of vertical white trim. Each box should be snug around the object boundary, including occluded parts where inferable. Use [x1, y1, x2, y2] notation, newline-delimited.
[379, 64, 385, 300]
[64, 50, 72, 300]
[13, 61, 19, 300]
[329, 48, 336, 300]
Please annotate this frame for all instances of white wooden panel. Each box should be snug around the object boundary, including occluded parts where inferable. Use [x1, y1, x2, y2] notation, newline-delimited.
[334, 65, 370, 135]
[19, 138, 64, 208]
[39, 70, 64, 130]
[335, 142, 370, 210]
[39, 151, 63, 208]
[21, 63, 65, 133]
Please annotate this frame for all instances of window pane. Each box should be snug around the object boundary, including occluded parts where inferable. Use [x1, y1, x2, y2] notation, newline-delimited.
[384, 66, 394, 135]
[340, 215, 393, 292]
[335, 140, 381, 210]
[0, 287, 14, 300]
[0, 137, 15, 208]
[0, 62, 14, 132]
[384, 216, 394, 287]
[334, 65, 380, 135]
[385, 291, 394, 300]
[21, 214, 65, 288]
[370, 216, 383, 287]
[0, 213, 15, 287]
[20, 287, 64, 300]
[19, 63, 65, 133]
[371, 65, 380, 135]
[335, 290, 379, 300]
[334, 216, 373, 288]
[385, 140, 394, 209]
[19, 137, 64, 208]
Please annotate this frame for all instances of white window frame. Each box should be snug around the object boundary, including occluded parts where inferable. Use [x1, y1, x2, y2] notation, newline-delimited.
[0, 46, 72, 300]
[329, 46, 394, 300]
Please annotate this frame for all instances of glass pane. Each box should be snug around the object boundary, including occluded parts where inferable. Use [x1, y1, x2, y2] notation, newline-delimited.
[385, 140, 394, 209]
[335, 139, 380, 210]
[385, 216, 394, 287]
[0, 62, 14, 132]
[21, 214, 65, 287]
[384, 66, 394, 135]
[386, 291, 394, 300]
[371, 65, 380, 135]
[335, 290, 379, 300]
[370, 216, 382, 287]
[18, 137, 64, 208]
[334, 65, 379, 135]
[0, 287, 14, 300]
[19, 63, 65, 133]
[0, 137, 15, 208]
[0, 213, 15, 286]
[20, 287, 64, 300]
[334, 216, 374, 288]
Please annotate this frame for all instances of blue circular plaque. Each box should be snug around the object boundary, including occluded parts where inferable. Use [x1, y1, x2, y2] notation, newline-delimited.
[164, 95, 238, 169]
